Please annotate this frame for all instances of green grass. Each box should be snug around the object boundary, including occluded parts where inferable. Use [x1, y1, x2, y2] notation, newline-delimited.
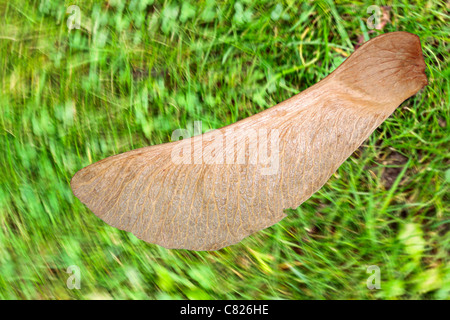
[0, 0, 449, 300]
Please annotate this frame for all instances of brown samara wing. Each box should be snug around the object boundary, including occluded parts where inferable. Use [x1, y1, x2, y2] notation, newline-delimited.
[71, 32, 427, 250]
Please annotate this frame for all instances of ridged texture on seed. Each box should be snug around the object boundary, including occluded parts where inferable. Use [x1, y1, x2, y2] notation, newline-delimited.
[71, 32, 427, 250]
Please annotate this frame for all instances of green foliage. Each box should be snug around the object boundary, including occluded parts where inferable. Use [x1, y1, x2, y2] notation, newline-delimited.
[0, 0, 448, 299]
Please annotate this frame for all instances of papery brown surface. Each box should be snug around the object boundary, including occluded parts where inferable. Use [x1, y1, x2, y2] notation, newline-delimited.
[71, 32, 427, 250]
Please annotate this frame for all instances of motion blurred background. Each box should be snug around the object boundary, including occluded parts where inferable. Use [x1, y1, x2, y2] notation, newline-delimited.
[0, 0, 448, 299]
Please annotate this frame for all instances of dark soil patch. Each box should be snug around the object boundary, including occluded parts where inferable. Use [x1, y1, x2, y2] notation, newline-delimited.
[381, 151, 408, 189]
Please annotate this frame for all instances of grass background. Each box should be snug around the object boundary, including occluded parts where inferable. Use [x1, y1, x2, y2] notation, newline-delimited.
[0, 0, 449, 299]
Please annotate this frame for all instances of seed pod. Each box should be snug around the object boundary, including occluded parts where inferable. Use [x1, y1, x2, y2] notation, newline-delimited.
[71, 32, 428, 251]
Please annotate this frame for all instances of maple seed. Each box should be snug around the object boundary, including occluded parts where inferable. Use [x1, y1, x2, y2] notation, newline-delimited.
[71, 32, 428, 251]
